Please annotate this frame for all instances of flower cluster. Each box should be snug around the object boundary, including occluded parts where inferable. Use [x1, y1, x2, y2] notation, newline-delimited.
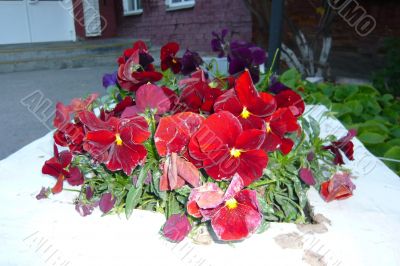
[39, 37, 357, 243]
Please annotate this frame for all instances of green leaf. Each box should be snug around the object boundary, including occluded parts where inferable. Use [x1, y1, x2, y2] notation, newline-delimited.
[358, 132, 387, 145]
[345, 100, 363, 116]
[125, 185, 143, 219]
[308, 116, 320, 139]
[280, 69, 301, 89]
[383, 146, 400, 173]
[136, 164, 150, 188]
[333, 85, 359, 102]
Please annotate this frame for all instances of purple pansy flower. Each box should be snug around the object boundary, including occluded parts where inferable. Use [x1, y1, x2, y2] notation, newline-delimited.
[181, 49, 204, 76]
[228, 40, 266, 83]
[268, 75, 290, 94]
[211, 29, 228, 57]
[102, 72, 118, 88]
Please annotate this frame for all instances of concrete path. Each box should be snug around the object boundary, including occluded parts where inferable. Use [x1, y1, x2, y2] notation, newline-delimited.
[0, 66, 115, 159]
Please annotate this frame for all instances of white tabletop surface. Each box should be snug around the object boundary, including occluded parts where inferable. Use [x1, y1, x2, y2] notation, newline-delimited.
[1, 105, 399, 266]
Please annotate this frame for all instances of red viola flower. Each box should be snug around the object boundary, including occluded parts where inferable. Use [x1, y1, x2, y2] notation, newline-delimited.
[163, 214, 192, 242]
[79, 111, 150, 175]
[42, 145, 83, 194]
[176, 70, 223, 114]
[323, 129, 356, 165]
[154, 112, 204, 157]
[117, 41, 162, 92]
[160, 152, 200, 191]
[187, 174, 262, 241]
[275, 89, 305, 117]
[320, 172, 356, 202]
[69, 93, 98, 114]
[188, 111, 268, 186]
[214, 70, 276, 129]
[53, 94, 97, 153]
[160, 42, 181, 74]
[261, 107, 300, 155]
[54, 122, 85, 153]
[101, 96, 135, 121]
[121, 83, 174, 117]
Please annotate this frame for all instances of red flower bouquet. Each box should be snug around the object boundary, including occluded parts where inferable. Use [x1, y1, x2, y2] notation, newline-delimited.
[39, 37, 357, 243]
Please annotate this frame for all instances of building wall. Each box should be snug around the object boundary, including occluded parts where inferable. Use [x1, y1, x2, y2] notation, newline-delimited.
[285, 0, 400, 54]
[117, 0, 252, 52]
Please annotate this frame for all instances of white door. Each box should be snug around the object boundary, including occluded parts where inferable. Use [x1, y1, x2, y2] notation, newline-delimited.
[0, 0, 76, 44]
[0, 0, 31, 44]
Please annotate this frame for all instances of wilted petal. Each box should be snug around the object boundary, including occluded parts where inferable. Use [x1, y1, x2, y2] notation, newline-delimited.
[299, 168, 316, 185]
[99, 193, 116, 213]
[163, 214, 192, 242]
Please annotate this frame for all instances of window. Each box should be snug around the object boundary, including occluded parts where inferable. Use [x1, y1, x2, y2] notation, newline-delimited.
[166, 0, 195, 11]
[123, 0, 143, 16]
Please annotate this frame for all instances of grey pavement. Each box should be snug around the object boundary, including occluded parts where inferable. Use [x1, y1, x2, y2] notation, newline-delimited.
[0, 66, 115, 160]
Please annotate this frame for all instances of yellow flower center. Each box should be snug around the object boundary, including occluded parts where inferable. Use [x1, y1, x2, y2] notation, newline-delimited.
[266, 122, 272, 133]
[240, 107, 251, 119]
[115, 133, 123, 146]
[225, 198, 238, 210]
[172, 58, 177, 64]
[230, 148, 242, 158]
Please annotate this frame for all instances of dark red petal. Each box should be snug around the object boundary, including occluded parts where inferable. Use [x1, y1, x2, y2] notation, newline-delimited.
[155, 112, 204, 156]
[214, 89, 243, 116]
[320, 181, 331, 202]
[261, 131, 282, 152]
[54, 102, 71, 129]
[119, 116, 150, 144]
[42, 160, 63, 178]
[339, 142, 355, 161]
[211, 192, 262, 241]
[187, 201, 202, 218]
[51, 174, 64, 194]
[131, 71, 163, 83]
[203, 153, 238, 181]
[107, 143, 147, 175]
[79, 111, 111, 131]
[163, 214, 191, 243]
[237, 150, 268, 186]
[58, 150, 72, 168]
[99, 193, 116, 213]
[136, 83, 172, 115]
[132, 40, 148, 52]
[86, 130, 116, 145]
[66, 167, 84, 186]
[190, 111, 242, 156]
[54, 130, 68, 146]
[280, 137, 294, 155]
[161, 42, 180, 61]
[235, 129, 265, 151]
[275, 90, 305, 117]
[235, 71, 276, 117]
[176, 155, 201, 187]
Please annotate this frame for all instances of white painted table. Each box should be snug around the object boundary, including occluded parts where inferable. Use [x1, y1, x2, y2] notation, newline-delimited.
[1, 106, 399, 266]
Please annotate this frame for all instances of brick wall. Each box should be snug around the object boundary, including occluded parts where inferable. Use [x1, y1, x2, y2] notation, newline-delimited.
[286, 0, 400, 54]
[117, 0, 252, 52]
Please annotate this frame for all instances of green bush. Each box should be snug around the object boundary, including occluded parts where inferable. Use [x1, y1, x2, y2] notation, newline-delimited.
[279, 69, 400, 175]
[373, 38, 400, 97]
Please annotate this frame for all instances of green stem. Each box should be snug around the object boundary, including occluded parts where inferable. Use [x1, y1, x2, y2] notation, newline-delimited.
[248, 179, 277, 189]
[63, 188, 81, 193]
